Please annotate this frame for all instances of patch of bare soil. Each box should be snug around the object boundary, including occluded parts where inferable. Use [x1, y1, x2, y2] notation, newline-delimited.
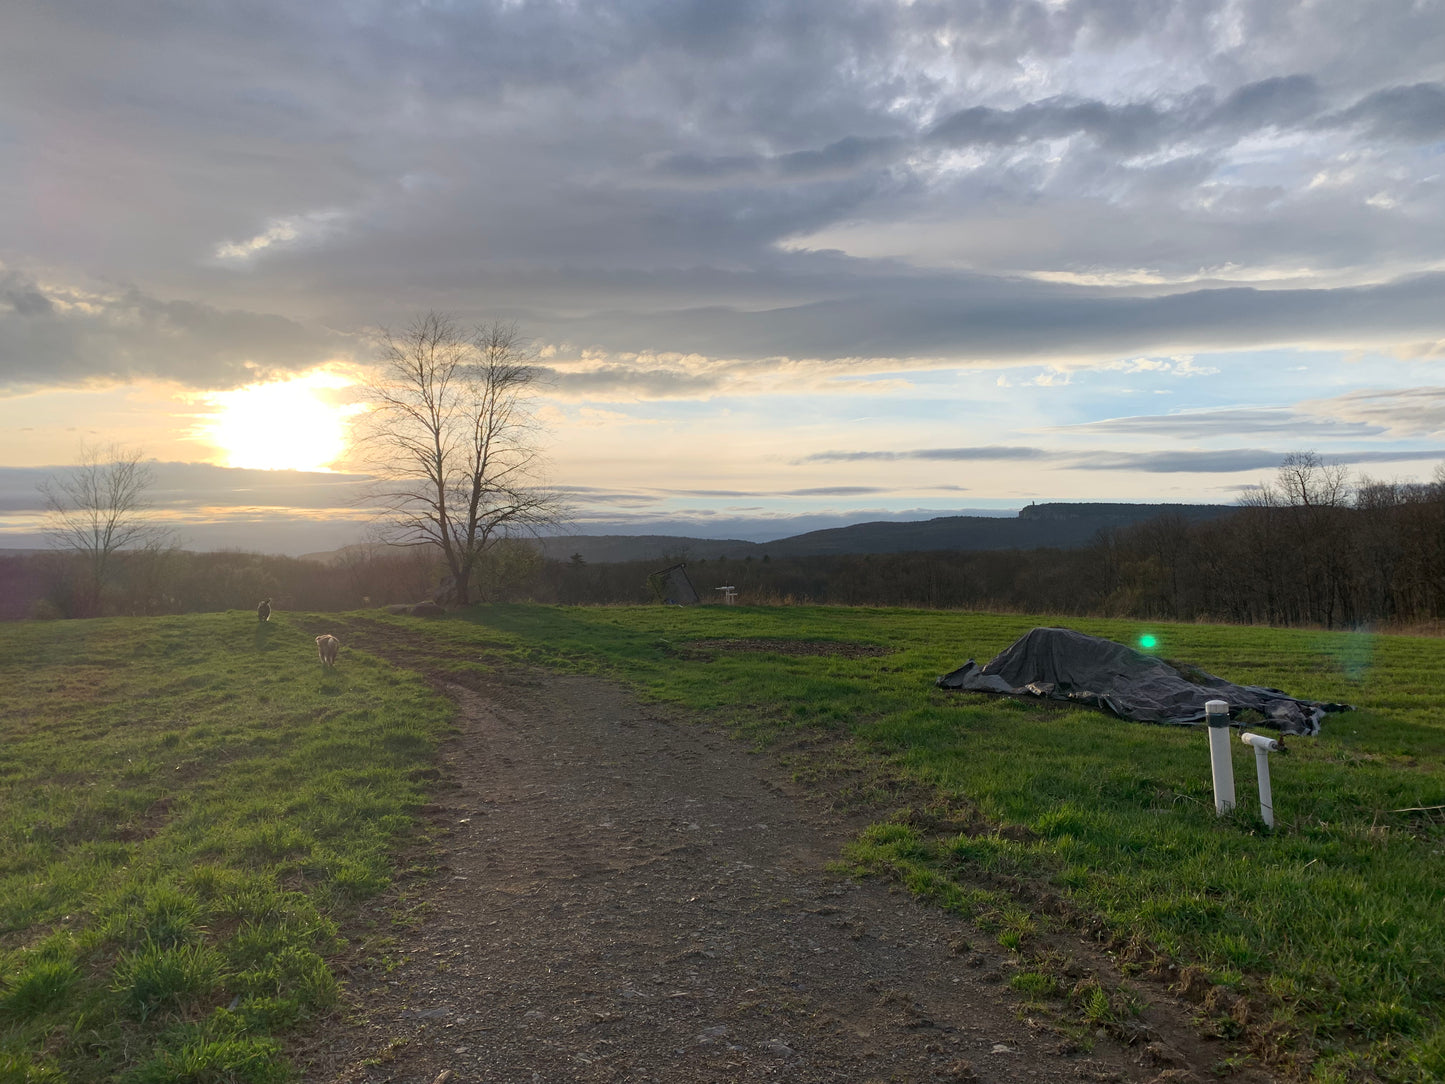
[304, 625, 1261, 1084]
[684, 638, 892, 659]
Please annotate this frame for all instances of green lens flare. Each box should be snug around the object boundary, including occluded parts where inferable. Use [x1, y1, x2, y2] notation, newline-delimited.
[1139, 634, 1158, 650]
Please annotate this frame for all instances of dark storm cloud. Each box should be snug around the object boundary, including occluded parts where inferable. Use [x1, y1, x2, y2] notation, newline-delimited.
[2, 0, 1443, 385]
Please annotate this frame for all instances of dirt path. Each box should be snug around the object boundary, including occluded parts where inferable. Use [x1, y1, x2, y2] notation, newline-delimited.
[310, 650, 1235, 1084]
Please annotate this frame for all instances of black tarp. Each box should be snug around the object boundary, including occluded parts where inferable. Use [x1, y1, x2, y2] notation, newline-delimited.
[936, 626, 1349, 735]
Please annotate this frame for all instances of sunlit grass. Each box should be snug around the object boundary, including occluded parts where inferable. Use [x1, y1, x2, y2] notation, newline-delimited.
[0, 613, 449, 1082]
[404, 604, 1445, 1083]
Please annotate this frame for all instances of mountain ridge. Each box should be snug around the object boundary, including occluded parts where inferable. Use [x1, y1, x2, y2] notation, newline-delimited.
[532, 502, 1235, 564]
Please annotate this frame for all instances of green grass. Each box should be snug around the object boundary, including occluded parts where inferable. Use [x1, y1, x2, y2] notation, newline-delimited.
[7, 604, 1443, 1081]
[0, 613, 450, 1083]
[395, 603, 1445, 1083]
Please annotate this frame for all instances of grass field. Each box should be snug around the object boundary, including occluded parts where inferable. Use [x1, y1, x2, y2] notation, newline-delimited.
[3, 605, 1442, 1082]
[0, 614, 450, 1083]
[404, 604, 1445, 1084]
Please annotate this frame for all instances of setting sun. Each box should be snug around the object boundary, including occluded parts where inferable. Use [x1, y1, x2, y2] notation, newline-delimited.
[198, 371, 363, 472]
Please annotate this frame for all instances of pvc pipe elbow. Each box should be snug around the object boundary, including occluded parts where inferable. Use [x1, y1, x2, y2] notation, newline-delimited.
[1240, 731, 1280, 753]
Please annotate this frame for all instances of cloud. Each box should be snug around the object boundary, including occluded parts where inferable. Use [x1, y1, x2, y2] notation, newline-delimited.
[3, 0, 1445, 519]
[1050, 407, 1386, 439]
[1071, 448, 1445, 473]
[543, 364, 723, 399]
[547, 483, 923, 504]
[540, 273, 1445, 366]
[547, 485, 665, 506]
[1324, 83, 1445, 142]
[798, 444, 1295, 474]
[784, 486, 889, 496]
[1303, 387, 1445, 437]
[2, 280, 54, 317]
[661, 489, 763, 499]
[1389, 340, 1445, 361]
[0, 462, 381, 559]
[8, 264, 1439, 398]
[796, 441, 1445, 476]
[1212, 74, 1323, 131]
[802, 445, 1049, 463]
[1089, 354, 1220, 377]
[650, 135, 904, 184]
[928, 96, 1173, 155]
[212, 210, 348, 263]
[923, 76, 1444, 159]
[1071, 449, 1305, 473]
[0, 270, 349, 391]
[0, 462, 374, 515]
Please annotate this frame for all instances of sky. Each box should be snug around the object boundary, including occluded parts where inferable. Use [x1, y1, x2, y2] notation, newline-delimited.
[2, 0, 1444, 552]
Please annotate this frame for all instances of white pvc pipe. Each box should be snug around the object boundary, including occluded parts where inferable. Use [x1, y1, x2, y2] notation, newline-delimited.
[1205, 699, 1235, 815]
[1240, 732, 1281, 753]
[1241, 732, 1278, 828]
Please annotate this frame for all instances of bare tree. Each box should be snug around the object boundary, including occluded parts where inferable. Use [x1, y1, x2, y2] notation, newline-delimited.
[359, 312, 567, 605]
[39, 444, 174, 616]
[1276, 450, 1351, 509]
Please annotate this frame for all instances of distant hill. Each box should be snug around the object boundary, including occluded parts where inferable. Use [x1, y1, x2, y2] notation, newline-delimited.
[297, 542, 398, 564]
[532, 534, 762, 563]
[537, 502, 1235, 563]
[1015, 502, 1230, 523]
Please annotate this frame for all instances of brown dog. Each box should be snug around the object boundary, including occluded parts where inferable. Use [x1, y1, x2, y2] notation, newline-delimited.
[315, 634, 340, 668]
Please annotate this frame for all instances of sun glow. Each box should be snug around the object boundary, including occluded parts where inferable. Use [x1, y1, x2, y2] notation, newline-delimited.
[198, 370, 364, 472]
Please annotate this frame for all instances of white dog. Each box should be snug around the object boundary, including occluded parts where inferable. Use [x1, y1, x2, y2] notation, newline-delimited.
[315, 634, 340, 668]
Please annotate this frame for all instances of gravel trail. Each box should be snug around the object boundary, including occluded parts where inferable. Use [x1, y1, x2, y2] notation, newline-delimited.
[312, 649, 1240, 1084]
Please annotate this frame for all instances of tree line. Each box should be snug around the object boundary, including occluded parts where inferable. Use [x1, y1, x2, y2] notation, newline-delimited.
[536, 452, 1445, 629]
[9, 452, 1444, 629]
[0, 546, 442, 621]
